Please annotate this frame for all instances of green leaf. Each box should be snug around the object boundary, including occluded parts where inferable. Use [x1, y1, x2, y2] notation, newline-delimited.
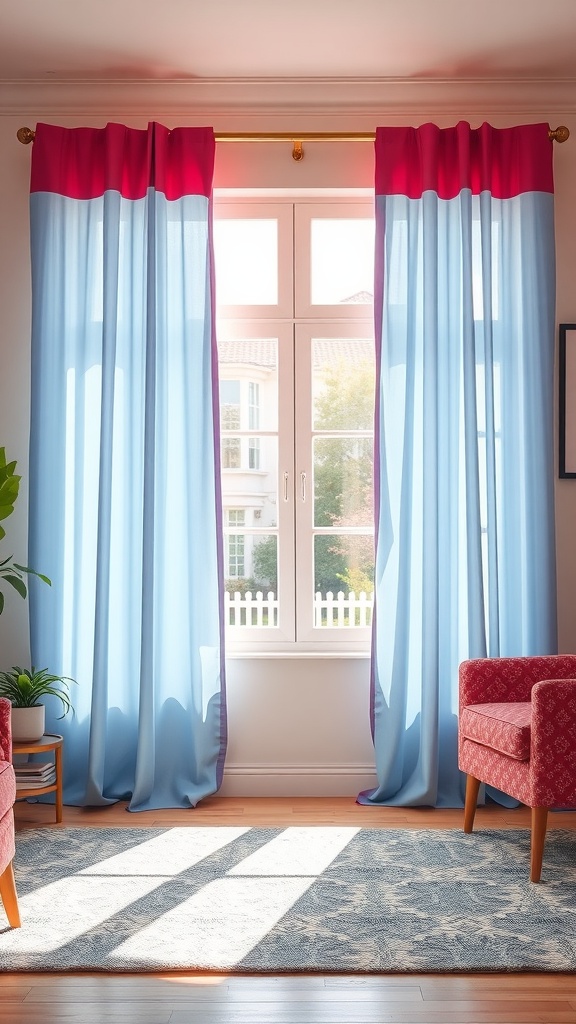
[13, 564, 52, 585]
[0, 477, 20, 504]
[0, 448, 50, 613]
[17, 673, 33, 695]
[3, 575, 27, 599]
[0, 664, 76, 715]
[0, 489, 17, 506]
[0, 450, 20, 520]
[0, 562, 23, 576]
[0, 475, 20, 497]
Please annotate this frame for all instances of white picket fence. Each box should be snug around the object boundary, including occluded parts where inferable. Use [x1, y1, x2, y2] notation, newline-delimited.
[225, 590, 279, 627]
[314, 590, 374, 628]
[224, 590, 374, 628]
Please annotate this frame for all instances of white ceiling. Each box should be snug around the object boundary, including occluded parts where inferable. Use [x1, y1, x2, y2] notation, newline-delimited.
[1, 0, 576, 82]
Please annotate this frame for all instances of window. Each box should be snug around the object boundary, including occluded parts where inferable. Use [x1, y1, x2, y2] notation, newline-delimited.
[214, 199, 375, 649]
[226, 510, 246, 578]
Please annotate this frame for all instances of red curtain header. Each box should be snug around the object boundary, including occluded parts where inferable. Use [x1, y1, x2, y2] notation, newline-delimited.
[30, 122, 215, 200]
[375, 122, 554, 199]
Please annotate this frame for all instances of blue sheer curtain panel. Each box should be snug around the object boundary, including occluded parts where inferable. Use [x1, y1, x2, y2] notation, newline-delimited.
[362, 122, 558, 808]
[28, 122, 227, 810]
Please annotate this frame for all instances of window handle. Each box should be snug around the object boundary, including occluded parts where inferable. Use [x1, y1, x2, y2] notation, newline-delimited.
[300, 471, 306, 502]
[283, 471, 289, 502]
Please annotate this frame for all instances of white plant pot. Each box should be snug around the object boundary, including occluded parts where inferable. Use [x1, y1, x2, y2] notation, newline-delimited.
[11, 705, 46, 742]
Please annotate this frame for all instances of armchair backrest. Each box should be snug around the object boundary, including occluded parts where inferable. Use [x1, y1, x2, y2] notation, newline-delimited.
[459, 655, 576, 710]
[0, 697, 12, 763]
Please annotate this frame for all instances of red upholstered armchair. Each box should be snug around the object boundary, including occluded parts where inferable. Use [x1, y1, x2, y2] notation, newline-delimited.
[0, 696, 20, 927]
[459, 655, 576, 883]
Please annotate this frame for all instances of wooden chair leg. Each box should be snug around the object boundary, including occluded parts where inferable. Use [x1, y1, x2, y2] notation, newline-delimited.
[0, 861, 21, 928]
[464, 775, 481, 833]
[530, 806, 548, 883]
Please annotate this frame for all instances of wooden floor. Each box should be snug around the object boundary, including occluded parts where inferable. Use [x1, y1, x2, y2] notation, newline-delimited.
[3, 798, 576, 1023]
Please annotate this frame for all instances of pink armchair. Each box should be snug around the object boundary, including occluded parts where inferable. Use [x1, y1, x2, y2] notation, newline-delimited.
[459, 655, 576, 882]
[0, 696, 20, 927]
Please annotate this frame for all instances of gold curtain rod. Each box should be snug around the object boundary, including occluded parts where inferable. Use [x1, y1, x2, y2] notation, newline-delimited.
[16, 125, 570, 162]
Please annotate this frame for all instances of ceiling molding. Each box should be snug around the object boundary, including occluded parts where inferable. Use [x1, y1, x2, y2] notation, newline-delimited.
[3, 77, 576, 120]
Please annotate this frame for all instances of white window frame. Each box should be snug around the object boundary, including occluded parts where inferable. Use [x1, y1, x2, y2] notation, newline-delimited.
[215, 197, 375, 653]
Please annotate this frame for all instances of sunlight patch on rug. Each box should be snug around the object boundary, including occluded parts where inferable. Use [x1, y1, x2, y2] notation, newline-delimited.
[100, 827, 359, 969]
[77, 825, 253, 876]
[113, 877, 318, 969]
[2, 825, 576, 972]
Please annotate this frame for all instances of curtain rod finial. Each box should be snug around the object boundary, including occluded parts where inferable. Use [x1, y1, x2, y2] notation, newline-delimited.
[550, 126, 570, 143]
[17, 127, 35, 145]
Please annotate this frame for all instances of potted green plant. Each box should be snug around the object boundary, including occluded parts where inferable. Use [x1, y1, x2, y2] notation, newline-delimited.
[0, 446, 51, 614]
[1, 446, 60, 740]
[0, 666, 76, 741]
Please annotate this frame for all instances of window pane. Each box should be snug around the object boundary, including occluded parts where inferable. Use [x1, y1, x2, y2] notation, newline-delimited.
[248, 381, 259, 428]
[218, 329, 280, 629]
[314, 437, 373, 527]
[221, 435, 276, 495]
[313, 535, 374, 628]
[220, 380, 241, 428]
[218, 339, 278, 431]
[221, 435, 278, 507]
[224, 534, 278, 627]
[224, 532, 277, 589]
[313, 339, 375, 430]
[226, 531, 245, 578]
[213, 219, 278, 305]
[248, 437, 260, 470]
[251, 534, 278, 593]
[222, 437, 241, 469]
[310, 219, 374, 305]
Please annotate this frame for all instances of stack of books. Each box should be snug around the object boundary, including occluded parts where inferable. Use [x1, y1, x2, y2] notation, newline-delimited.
[14, 761, 56, 789]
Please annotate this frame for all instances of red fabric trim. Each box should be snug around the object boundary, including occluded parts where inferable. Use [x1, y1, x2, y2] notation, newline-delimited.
[375, 121, 554, 199]
[30, 122, 215, 200]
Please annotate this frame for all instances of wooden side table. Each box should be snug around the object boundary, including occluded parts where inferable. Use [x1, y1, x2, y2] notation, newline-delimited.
[12, 733, 64, 823]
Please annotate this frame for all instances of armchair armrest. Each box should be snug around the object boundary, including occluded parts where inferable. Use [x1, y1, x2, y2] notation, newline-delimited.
[530, 678, 576, 806]
[0, 697, 12, 763]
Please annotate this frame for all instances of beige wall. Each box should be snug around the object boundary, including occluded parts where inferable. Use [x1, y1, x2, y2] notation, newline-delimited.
[1, 80, 575, 793]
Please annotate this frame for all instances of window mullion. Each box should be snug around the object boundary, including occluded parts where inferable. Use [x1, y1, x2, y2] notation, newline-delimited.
[294, 324, 314, 641]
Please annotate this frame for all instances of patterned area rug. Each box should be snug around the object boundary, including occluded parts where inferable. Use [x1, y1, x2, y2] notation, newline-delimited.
[2, 825, 576, 972]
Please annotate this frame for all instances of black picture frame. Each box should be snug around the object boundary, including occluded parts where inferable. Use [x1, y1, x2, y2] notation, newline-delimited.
[559, 323, 576, 478]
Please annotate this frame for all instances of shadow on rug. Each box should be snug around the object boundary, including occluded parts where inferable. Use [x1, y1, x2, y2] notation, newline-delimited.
[2, 825, 576, 972]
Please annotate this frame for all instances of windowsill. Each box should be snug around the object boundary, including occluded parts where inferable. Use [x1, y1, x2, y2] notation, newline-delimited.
[225, 646, 371, 659]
